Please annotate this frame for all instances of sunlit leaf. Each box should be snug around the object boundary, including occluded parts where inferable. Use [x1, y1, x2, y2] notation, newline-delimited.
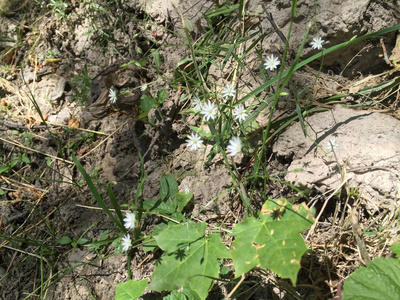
[149, 222, 230, 299]
[115, 279, 148, 300]
[342, 257, 400, 300]
[231, 199, 314, 284]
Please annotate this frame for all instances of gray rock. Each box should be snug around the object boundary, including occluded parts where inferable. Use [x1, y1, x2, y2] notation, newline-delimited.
[273, 105, 400, 210]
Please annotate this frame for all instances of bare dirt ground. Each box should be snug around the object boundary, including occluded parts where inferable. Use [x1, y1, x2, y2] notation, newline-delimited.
[1, 0, 400, 299]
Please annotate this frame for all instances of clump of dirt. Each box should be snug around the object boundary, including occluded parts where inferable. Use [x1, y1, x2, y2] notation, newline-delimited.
[273, 105, 400, 209]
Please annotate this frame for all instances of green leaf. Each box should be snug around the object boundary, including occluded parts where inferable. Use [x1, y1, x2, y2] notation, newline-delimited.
[0, 165, 10, 174]
[155, 221, 206, 253]
[187, 126, 212, 137]
[176, 192, 193, 212]
[342, 257, 400, 300]
[160, 174, 178, 202]
[21, 154, 30, 164]
[115, 279, 148, 300]
[156, 90, 168, 104]
[143, 199, 176, 214]
[391, 242, 400, 258]
[77, 238, 89, 245]
[163, 291, 187, 300]
[231, 199, 314, 284]
[139, 94, 156, 113]
[149, 222, 230, 299]
[108, 184, 125, 231]
[151, 49, 162, 70]
[72, 154, 125, 232]
[57, 236, 72, 245]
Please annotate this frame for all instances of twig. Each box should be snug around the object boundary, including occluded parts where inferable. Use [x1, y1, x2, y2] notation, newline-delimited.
[261, 5, 287, 45]
[226, 274, 245, 299]
[350, 207, 371, 264]
[0, 136, 73, 164]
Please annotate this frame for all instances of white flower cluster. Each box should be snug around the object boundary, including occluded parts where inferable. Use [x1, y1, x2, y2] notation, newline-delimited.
[186, 85, 247, 157]
[121, 212, 136, 252]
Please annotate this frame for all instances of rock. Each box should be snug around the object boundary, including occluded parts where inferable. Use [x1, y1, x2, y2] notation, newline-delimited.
[272, 105, 400, 210]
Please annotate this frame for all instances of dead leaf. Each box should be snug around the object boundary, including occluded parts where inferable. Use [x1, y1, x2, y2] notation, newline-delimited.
[68, 118, 80, 128]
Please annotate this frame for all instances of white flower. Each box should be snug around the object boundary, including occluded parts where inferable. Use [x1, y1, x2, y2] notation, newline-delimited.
[227, 136, 242, 156]
[186, 132, 204, 151]
[123, 212, 136, 230]
[109, 88, 117, 104]
[184, 184, 190, 194]
[221, 84, 236, 99]
[264, 54, 280, 71]
[121, 234, 132, 252]
[140, 84, 148, 92]
[310, 37, 324, 50]
[192, 97, 202, 110]
[200, 101, 218, 121]
[326, 139, 339, 152]
[233, 104, 248, 122]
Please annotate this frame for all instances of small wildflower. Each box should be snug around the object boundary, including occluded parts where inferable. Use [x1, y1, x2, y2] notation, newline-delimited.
[264, 54, 280, 71]
[109, 88, 117, 104]
[186, 132, 204, 151]
[184, 184, 190, 194]
[192, 97, 202, 110]
[326, 139, 339, 152]
[140, 84, 148, 92]
[310, 37, 324, 50]
[233, 104, 248, 122]
[123, 212, 136, 230]
[121, 234, 132, 252]
[227, 136, 242, 157]
[221, 84, 236, 99]
[200, 101, 218, 121]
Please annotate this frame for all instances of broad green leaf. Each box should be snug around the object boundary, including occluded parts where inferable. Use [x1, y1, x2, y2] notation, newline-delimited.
[176, 192, 193, 212]
[115, 279, 148, 300]
[139, 94, 156, 113]
[160, 174, 178, 202]
[186, 234, 231, 299]
[163, 291, 187, 300]
[149, 222, 230, 299]
[342, 257, 400, 300]
[231, 199, 314, 284]
[143, 199, 176, 214]
[155, 222, 206, 253]
[182, 284, 201, 300]
[390, 242, 400, 258]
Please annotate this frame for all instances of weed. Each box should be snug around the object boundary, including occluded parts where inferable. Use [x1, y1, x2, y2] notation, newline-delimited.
[70, 64, 92, 105]
[2, 0, 400, 299]
[12, 130, 33, 147]
[0, 153, 30, 175]
[47, 0, 69, 20]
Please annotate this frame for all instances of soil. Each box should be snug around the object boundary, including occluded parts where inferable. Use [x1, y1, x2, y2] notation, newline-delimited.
[1, 0, 400, 299]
